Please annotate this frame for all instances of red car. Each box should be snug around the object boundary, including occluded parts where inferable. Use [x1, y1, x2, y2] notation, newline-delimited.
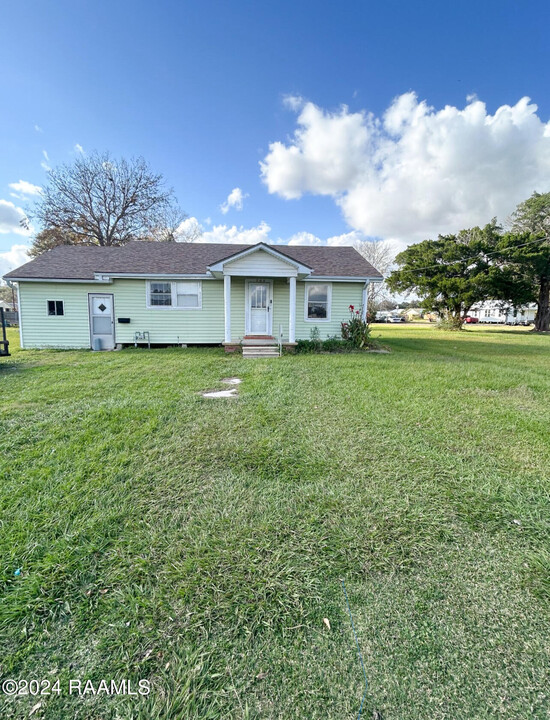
[463, 316, 479, 324]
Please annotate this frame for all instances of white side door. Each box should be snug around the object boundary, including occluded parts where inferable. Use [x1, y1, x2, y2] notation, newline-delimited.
[89, 294, 115, 350]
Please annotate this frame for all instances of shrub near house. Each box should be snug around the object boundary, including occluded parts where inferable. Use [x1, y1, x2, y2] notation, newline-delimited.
[296, 304, 374, 352]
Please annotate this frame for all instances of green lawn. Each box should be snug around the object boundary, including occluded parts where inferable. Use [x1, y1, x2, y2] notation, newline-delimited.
[1, 325, 549, 719]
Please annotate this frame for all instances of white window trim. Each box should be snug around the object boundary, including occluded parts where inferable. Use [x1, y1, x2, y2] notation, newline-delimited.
[47, 299, 65, 316]
[146, 281, 203, 310]
[304, 283, 332, 322]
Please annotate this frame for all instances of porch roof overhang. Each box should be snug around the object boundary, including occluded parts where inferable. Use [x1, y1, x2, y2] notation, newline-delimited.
[207, 242, 312, 279]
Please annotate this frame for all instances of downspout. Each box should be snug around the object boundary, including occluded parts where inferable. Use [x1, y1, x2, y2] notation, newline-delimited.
[361, 281, 369, 321]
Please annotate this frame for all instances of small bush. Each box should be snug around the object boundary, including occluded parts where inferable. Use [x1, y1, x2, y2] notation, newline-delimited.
[295, 339, 318, 354]
[321, 337, 354, 353]
[437, 315, 464, 331]
[295, 327, 323, 353]
[295, 313, 378, 354]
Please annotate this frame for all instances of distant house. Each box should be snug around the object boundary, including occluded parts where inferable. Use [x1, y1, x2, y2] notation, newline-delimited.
[3, 241, 382, 351]
[469, 300, 536, 324]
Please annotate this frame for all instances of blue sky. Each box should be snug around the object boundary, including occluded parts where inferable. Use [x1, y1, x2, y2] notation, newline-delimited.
[1, 0, 549, 274]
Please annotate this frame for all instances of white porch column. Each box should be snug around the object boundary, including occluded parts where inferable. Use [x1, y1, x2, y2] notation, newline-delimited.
[289, 276, 296, 343]
[224, 274, 231, 343]
[361, 283, 368, 321]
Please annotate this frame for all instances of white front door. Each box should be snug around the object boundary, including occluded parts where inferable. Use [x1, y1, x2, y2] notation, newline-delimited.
[89, 293, 115, 350]
[247, 282, 272, 335]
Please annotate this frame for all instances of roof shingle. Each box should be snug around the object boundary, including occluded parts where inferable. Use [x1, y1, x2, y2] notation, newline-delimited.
[4, 241, 382, 280]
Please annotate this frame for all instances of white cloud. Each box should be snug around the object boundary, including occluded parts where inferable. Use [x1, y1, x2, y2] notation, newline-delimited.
[286, 230, 363, 246]
[74, 143, 85, 155]
[41, 150, 51, 171]
[202, 220, 271, 244]
[220, 187, 248, 214]
[34, 124, 43, 133]
[183, 216, 271, 244]
[261, 93, 550, 245]
[182, 216, 376, 249]
[0, 200, 30, 236]
[0, 243, 30, 278]
[282, 94, 305, 111]
[8, 180, 42, 197]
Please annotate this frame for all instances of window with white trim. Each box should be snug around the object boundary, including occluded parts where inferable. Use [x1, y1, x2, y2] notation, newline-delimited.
[147, 281, 202, 309]
[305, 284, 331, 321]
[47, 300, 64, 316]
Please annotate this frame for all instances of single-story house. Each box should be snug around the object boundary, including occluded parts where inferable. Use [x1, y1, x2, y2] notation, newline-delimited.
[469, 300, 537, 324]
[404, 308, 422, 319]
[3, 241, 382, 350]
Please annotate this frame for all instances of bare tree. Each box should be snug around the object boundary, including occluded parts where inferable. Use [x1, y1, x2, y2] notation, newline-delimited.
[28, 152, 199, 254]
[145, 205, 202, 243]
[353, 238, 395, 309]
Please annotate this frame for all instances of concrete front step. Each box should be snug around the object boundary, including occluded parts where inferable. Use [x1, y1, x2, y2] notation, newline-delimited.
[241, 337, 277, 346]
[242, 346, 280, 358]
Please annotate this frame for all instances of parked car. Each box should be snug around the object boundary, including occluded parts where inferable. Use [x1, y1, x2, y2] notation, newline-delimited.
[388, 315, 406, 323]
[463, 316, 479, 324]
[479, 316, 506, 324]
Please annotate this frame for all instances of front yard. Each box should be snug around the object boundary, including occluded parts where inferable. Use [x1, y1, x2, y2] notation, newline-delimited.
[1, 326, 549, 719]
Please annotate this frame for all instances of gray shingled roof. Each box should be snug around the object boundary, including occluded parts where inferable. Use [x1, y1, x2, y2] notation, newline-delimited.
[4, 241, 382, 280]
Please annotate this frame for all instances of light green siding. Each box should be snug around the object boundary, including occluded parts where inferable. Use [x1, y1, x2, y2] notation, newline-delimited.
[272, 279, 290, 338]
[19, 282, 102, 348]
[19, 279, 225, 348]
[295, 281, 364, 340]
[18, 278, 365, 348]
[113, 279, 224, 344]
[230, 278, 245, 339]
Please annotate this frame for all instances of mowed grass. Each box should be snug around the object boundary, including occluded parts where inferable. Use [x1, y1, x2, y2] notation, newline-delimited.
[0, 325, 549, 719]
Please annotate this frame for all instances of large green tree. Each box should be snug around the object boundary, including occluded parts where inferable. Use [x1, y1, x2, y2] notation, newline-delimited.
[387, 223, 500, 329]
[501, 192, 550, 332]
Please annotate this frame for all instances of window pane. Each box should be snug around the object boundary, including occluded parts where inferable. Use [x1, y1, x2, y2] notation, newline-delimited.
[92, 297, 110, 314]
[177, 293, 199, 307]
[176, 282, 200, 307]
[150, 282, 172, 306]
[48, 300, 64, 316]
[93, 316, 111, 334]
[308, 285, 328, 303]
[150, 294, 172, 306]
[151, 282, 171, 293]
[250, 284, 267, 309]
[307, 285, 329, 318]
[308, 301, 327, 319]
[176, 282, 199, 294]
